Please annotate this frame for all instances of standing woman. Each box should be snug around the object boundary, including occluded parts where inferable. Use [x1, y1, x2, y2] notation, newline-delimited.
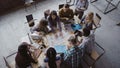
[75, 0, 89, 19]
[44, 47, 61, 68]
[48, 10, 62, 36]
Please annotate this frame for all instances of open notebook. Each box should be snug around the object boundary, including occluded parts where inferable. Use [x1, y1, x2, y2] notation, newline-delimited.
[54, 45, 66, 53]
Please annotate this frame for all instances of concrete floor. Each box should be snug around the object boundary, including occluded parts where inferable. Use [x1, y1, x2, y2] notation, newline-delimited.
[0, 0, 120, 68]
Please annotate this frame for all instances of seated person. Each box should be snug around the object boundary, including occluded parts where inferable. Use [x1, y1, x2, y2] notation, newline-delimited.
[59, 4, 74, 24]
[48, 10, 62, 37]
[32, 18, 49, 35]
[64, 36, 83, 68]
[15, 42, 38, 68]
[75, 0, 89, 19]
[81, 12, 97, 30]
[44, 47, 61, 68]
[78, 28, 95, 55]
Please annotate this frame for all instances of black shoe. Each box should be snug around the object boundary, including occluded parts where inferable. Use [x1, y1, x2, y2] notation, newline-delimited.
[117, 23, 120, 26]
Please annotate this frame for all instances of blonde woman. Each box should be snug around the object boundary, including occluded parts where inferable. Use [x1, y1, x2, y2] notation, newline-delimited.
[83, 12, 97, 30]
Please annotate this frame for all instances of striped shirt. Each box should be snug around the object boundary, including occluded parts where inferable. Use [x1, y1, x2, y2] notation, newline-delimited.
[64, 46, 83, 68]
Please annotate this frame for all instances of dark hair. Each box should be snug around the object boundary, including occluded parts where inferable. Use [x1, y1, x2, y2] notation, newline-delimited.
[74, 30, 82, 42]
[50, 10, 57, 17]
[39, 18, 48, 27]
[83, 28, 90, 37]
[46, 47, 57, 68]
[64, 4, 69, 8]
[49, 10, 58, 20]
[18, 42, 30, 57]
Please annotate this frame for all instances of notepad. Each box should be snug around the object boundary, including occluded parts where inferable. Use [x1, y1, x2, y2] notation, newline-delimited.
[54, 45, 66, 53]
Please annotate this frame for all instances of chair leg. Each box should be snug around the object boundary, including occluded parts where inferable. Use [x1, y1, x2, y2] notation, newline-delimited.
[35, 2, 37, 9]
[25, 5, 28, 12]
[116, 23, 120, 26]
[24, 4, 30, 12]
[90, 66, 92, 68]
[3, 57, 11, 68]
[90, 0, 98, 3]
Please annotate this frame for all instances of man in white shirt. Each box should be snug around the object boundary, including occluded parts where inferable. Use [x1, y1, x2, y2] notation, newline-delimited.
[78, 28, 95, 55]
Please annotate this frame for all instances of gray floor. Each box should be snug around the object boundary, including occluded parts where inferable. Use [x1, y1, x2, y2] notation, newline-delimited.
[0, 0, 120, 68]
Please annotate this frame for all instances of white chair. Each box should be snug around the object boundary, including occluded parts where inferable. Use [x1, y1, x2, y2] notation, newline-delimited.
[92, 13, 101, 33]
[24, 0, 37, 12]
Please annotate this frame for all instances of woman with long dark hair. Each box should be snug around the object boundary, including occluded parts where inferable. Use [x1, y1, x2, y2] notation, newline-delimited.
[48, 10, 62, 37]
[15, 42, 38, 68]
[44, 47, 61, 68]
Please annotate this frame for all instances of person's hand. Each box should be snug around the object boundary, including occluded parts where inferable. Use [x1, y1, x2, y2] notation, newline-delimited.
[55, 33, 58, 38]
[81, 7, 86, 11]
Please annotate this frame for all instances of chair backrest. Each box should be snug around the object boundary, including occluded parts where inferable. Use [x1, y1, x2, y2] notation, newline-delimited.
[26, 14, 35, 27]
[94, 13, 101, 28]
[59, 4, 64, 9]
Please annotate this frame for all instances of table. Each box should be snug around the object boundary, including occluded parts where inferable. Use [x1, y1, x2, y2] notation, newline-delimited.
[30, 29, 75, 67]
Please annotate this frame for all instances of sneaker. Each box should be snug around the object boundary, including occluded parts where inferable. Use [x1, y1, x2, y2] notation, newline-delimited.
[117, 23, 120, 26]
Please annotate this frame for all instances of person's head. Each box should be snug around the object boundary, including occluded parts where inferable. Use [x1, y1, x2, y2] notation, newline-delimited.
[46, 47, 57, 68]
[83, 28, 90, 37]
[63, 4, 70, 12]
[68, 36, 77, 45]
[39, 18, 48, 27]
[18, 42, 30, 57]
[85, 12, 94, 23]
[50, 10, 58, 20]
